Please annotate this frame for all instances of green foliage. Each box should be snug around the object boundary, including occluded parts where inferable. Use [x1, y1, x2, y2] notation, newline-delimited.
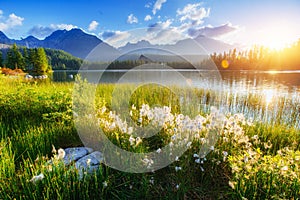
[6, 43, 25, 70]
[45, 48, 83, 70]
[0, 77, 299, 199]
[0, 51, 3, 68]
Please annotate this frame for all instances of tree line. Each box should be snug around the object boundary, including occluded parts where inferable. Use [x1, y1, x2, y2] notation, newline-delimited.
[0, 44, 83, 74]
[0, 44, 50, 74]
[209, 39, 300, 70]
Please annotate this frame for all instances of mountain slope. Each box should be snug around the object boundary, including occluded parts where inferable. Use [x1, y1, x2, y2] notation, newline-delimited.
[0, 29, 118, 59]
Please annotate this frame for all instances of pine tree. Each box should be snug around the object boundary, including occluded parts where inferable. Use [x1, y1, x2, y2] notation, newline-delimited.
[0, 51, 3, 68]
[6, 44, 25, 70]
[22, 47, 30, 69]
[33, 48, 50, 73]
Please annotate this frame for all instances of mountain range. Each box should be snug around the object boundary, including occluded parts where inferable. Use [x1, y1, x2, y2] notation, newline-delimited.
[0, 29, 234, 60]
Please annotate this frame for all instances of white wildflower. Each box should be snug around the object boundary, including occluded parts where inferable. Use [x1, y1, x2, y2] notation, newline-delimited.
[103, 181, 108, 188]
[57, 148, 65, 159]
[149, 177, 154, 185]
[156, 148, 162, 153]
[228, 181, 235, 189]
[195, 158, 200, 164]
[127, 127, 133, 135]
[135, 137, 142, 146]
[193, 153, 199, 158]
[175, 166, 182, 172]
[52, 145, 57, 154]
[86, 158, 91, 166]
[175, 184, 180, 189]
[30, 173, 44, 184]
[200, 166, 204, 172]
[129, 136, 135, 146]
[175, 156, 179, 161]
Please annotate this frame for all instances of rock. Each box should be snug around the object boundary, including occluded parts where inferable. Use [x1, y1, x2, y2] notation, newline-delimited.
[75, 151, 104, 179]
[75, 151, 103, 170]
[25, 74, 33, 79]
[63, 147, 93, 165]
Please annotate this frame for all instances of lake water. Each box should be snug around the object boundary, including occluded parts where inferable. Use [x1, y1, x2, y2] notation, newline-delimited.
[53, 69, 300, 127]
[53, 69, 300, 93]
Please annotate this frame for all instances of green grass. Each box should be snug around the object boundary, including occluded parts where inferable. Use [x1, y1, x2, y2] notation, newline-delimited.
[0, 74, 300, 199]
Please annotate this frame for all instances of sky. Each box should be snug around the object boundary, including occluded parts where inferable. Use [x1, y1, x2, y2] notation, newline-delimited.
[0, 0, 300, 49]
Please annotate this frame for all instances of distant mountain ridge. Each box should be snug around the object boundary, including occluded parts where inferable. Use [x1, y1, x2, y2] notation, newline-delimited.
[118, 35, 234, 55]
[0, 29, 234, 61]
[0, 29, 117, 59]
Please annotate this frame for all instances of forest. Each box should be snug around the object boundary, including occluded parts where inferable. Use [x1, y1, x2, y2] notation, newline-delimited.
[0, 44, 83, 74]
[210, 39, 300, 70]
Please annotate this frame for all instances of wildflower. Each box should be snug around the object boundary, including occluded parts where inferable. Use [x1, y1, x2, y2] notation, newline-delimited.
[228, 181, 235, 189]
[52, 145, 57, 154]
[101, 106, 106, 114]
[57, 148, 65, 159]
[175, 156, 179, 161]
[30, 173, 44, 184]
[156, 148, 161, 153]
[186, 142, 192, 148]
[142, 157, 154, 168]
[281, 166, 288, 171]
[175, 184, 180, 189]
[175, 166, 182, 172]
[132, 104, 136, 110]
[135, 137, 142, 146]
[129, 136, 135, 146]
[264, 141, 272, 149]
[200, 166, 204, 172]
[149, 177, 154, 185]
[193, 153, 199, 158]
[171, 134, 176, 141]
[195, 158, 200, 164]
[86, 158, 91, 166]
[127, 127, 133, 135]
[103, 181, 108, 188]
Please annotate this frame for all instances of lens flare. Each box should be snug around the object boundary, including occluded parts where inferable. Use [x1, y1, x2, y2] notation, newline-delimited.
[221, 60, 229, 69]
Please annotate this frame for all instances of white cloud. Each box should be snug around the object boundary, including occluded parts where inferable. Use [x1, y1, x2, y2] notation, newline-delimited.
[88, 20, 99, 31]
[188, 23, 239, 38]
[7, 13, 24, 26]
[152, 0, 167, 15]
[50, 23, 77, 30]
[127, 14, 138, 24]
[28, 24, 78, 38]
[147, 19, 173, 32]
[101, 30, 131, 48]
[145, 2, 152, 8]
[177, 3, 210, 25]
[144, 15, 152, 21]
[148, 28, 184, 45]
[0, 13, 24, 31]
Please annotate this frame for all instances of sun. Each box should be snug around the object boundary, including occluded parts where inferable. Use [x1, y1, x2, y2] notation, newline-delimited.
[257, 23, 295, 51]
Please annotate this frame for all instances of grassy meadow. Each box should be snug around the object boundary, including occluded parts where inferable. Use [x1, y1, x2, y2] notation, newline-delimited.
[0, 74, 300, 199]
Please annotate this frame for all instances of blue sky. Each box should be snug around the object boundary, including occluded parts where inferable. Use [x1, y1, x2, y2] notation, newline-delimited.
[0, 0, 300, 49]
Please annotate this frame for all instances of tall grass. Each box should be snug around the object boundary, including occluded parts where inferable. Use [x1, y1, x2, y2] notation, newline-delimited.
[0, 74, 299, 199]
